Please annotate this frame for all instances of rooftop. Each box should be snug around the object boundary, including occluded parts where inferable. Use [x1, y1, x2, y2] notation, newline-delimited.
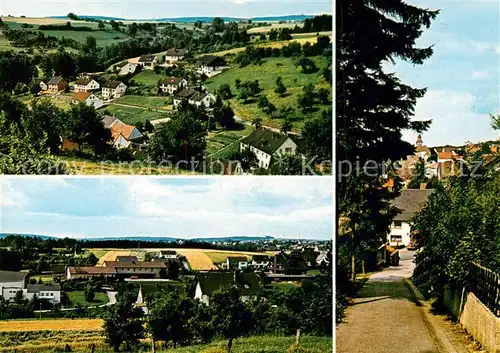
[26, 283, 61, 293]
[0, 270, 27, 283]
[240, 128, 291, 155]
[196, 272, 262, 296]
[393, 189, 433, 221]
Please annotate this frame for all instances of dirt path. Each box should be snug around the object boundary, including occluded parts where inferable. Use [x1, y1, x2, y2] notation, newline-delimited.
[336, 250, 468, 353]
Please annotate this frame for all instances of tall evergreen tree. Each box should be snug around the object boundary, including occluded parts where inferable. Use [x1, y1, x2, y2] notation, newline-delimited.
[336, 0, 438, 281]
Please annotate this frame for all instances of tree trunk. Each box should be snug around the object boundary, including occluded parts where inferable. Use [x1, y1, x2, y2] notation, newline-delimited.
[362, 260, 365, 274]
[295, 328, 301, 346]
[226, 338, 233, 353]
[90, 344, 95, 353]
[151, 338, 155, 353]
[351, 253, 356, 282]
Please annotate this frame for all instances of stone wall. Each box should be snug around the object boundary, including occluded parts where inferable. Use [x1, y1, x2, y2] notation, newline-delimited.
[460, 292, 500, 353]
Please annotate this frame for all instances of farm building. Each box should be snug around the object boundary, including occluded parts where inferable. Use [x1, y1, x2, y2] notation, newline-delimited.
[102, 260, 167, 278]
[173, 88, 211, 108]
[71, 92, 104, 109]
[47, 76, 69, 92]
[225, 256, 249, 270]
[102, 80, 127, 100]
[164, 48, 188, 64]
[73, 78, 100, 92]
[158, 77, 187, 94]
[116, 256, 139, 262]
[194, 272, 262, 305]
[240, 128, 298, 169]
[0, 271, 27, 301]
[251, 255, 271, 270]
[196, 55, 228, 76]
[138, 54, 158, 69]
[66, 266, 117, 280]
[24, 284, 61, 304]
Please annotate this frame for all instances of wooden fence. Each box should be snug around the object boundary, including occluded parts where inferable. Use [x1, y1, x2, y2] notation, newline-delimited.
[469, 262, 500, 317]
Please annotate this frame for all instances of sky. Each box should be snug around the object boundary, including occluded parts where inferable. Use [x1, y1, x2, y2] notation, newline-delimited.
[389, 0, 500, 146]
[0, 0, 331, 19]
[0, 177, 333, 240]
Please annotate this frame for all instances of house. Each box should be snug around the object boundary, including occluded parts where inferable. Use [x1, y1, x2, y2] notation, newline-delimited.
[251, 255, 271, 270]
[66, 266, 117, 280]
[102, 261, 167, 278]
[157, 250, 177, 260]
[315, 251, 330, 267]
[164, 48, 188, 64]
[109, 120, 144, 149]
[119, 62, 139, 76]
[270, 251, 307, 275]
[225, 256, 248, 270]
[47, 76, 69, 92]
[0, 271, 26, 301]
[71, 92, 104, 109]
[173, 88, 211, 108]
[388, 188, 433, 247]
[158, 77, 187, 94]
[240, 128, 298, 169]
[196, 55, 228, 76]
[138, 54, 158, 69]
[194, 272, 262, 306]
[73, 78, 100, 92]
[102, 81, 127, 100]
[39, 80, 48, 91]
[24, 284, 61, 304]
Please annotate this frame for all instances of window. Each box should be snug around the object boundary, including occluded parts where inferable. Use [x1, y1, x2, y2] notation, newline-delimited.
[393, 221, 403, 229]
[244, 285, 249, 289]
[285, 147, 292, 153]
[391, 235, 402, 242]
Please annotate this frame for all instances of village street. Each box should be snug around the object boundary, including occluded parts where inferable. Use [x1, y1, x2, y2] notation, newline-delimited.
[336, 249, 470, 353]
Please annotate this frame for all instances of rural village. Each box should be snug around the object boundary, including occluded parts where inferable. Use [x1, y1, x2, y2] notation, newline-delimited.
[0, 13, 332, 175]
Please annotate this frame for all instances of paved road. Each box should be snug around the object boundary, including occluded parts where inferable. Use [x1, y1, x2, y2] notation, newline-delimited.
[336, 249, 444, 353]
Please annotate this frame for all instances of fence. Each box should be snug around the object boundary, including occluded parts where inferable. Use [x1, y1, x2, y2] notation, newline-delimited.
[469, 262, 500, 317]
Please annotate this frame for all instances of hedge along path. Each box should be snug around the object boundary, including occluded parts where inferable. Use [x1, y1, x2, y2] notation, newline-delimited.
[0, 319, 104, 332]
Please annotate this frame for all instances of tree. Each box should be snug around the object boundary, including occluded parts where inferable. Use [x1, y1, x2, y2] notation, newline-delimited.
[84, 282, 96, 302]
[257, 95, 269, 110]
[316, 88, 330, 105]
[252, 117, 262, 129]
[490, 113, 500, 131]
[98, 21, 105, 31]
[302, 108, 332, 161]
[211, 286, 253, 353]
[214, 104, 235, 129]
[336, 0, 437, 292]
[148, 103, 207, 164]
[67, 13, 79, 20]
[274, 76, 287, 97]
[297, 84, 315, 113]
[408, 158, 428, 189]
[194, 20, 203, 29]
[280, 118, 293, 135]
[0, 52, 37, 92]
[212, 17, 225, 32]
[128, 22, 138, 37]
[110, 20, 120, 31]
[23, 98, 65, 154]
[217, 84, 232, 99]
[103, 299, 144, 352]
[148, 292, 196, 348]
[296, 57, 317, 74]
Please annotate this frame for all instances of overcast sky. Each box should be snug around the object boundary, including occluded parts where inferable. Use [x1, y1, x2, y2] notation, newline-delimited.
[0, 177, 333, 240]
[392, 0, 499, 146]
[0, 0, 331, 19]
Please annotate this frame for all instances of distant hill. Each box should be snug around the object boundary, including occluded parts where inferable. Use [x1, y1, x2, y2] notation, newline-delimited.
[0, 233, 275, 242]
[48, 14, 315, 23]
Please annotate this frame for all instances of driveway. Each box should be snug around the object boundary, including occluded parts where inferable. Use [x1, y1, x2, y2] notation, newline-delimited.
[336, 249, 465, 353]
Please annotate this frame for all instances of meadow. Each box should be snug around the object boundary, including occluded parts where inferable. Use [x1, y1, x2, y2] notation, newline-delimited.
[67, 291, 109, 307]
[114, 95, 173, 110]
[130, 71, 165, 86]
[100, 104, 170, 125]
[205, 56, 330, 130]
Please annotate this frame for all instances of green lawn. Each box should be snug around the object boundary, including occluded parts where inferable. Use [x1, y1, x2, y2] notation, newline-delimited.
[206, 123, 254, 156]
[130, 71, 164, 86]
[114, 95, 172, 110]
[100, 104, 170, 125]
[205, 56, 331, 131]
[66, 291, 109, 307]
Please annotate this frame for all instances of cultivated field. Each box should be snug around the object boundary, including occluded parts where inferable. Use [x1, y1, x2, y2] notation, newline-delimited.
[206, 123, 254, 156]
[100, 104, 170, 125]
[0, 319, 103, 332]
[91, 248, 271, 271]
[247, 23, 298, 34]
[205, 56, 331, 130]
[130, 71, 165, 86]
[114, 95, 173, 110]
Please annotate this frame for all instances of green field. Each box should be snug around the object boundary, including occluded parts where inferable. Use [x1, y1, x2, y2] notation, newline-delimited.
[114, 95, 172, 110]
[66, 291, 109, 307]
[4, 21, 130, 47]
[205, 56, 330, 131]
[206, 124, 253, 156]
[130, 71, 164, 86]
[100, 104, 170, 125]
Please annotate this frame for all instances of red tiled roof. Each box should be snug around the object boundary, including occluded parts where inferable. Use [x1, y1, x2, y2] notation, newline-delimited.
[68, 266, 117, 274]
[103, 261, 167, 268]
[72, 92, 91, 102]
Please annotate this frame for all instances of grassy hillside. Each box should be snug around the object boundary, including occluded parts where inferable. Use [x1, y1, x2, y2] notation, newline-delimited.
[100, 104, 170, 125]
[205, 56, 330, 131]
[3, 20, 130, 47]
[206, 124, 254, 156]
